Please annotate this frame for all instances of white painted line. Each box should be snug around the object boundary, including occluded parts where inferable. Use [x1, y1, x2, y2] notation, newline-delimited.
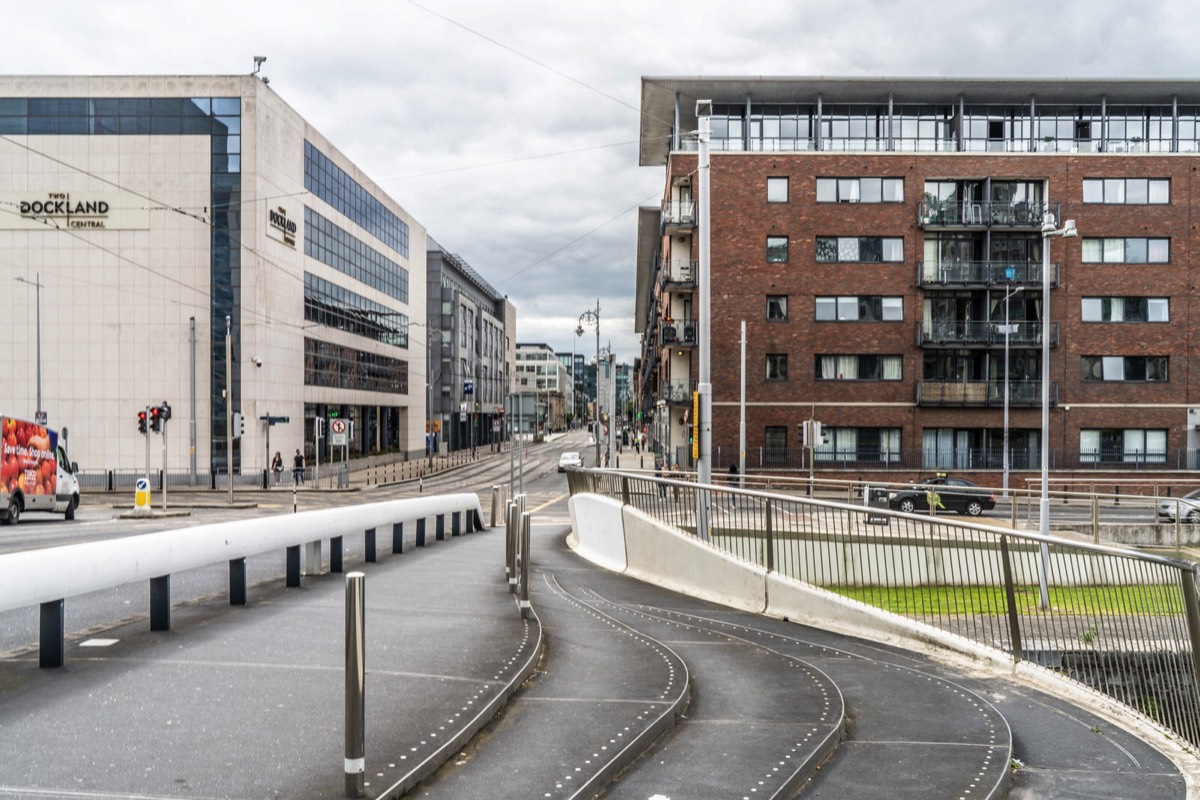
[79, 639, 119, 647]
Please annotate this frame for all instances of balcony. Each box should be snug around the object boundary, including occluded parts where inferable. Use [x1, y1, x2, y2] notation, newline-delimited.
[918, 321, 1058, 348]
[918, 200, 1058, 230]
[661, 378, 695, 404]
[661, 199, 696, 233]
[917, 260, 1058, 288]
[659, 258, 697, 289]
[660, 319, 697, 348]
[916, 379, 1058, 407]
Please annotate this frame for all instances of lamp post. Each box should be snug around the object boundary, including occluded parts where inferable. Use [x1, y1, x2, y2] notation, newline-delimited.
[14, 273, 44, 423]
[577, 300, 600, 467]
[996, 282, 1024, 498]
[1039, 210, 1077, 609]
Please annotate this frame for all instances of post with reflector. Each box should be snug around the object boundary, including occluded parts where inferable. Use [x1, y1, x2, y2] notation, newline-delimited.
[344, 572, 366, 797]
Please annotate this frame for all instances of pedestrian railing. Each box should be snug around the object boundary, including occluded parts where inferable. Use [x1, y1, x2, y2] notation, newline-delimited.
[568, 469, 1200, 747]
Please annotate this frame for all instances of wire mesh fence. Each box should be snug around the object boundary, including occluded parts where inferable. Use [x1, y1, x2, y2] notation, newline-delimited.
[569, 468, 1200, 746]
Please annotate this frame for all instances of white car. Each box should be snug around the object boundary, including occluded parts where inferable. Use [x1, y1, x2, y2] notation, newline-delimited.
[557, 451, 584, 472]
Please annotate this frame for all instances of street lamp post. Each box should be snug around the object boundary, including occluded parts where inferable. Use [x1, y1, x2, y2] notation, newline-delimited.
[1039, 210, 1077, 609]
[14, 273, 44, 422]
[577, 300, 600, 468]
[997, 282, 1024, 498]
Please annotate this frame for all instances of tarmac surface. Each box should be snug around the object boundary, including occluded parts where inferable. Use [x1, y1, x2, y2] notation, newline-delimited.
[0, 444, 1192, 798]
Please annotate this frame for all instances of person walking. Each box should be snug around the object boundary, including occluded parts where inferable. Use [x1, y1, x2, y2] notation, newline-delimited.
[727, 462, 738, 508]
[271, 451, 283, 485]
[292, 449, 305, 485]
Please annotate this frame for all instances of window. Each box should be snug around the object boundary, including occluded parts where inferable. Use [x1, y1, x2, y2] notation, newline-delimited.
[766, 236, 789, 263]
[1080, 356, 1168, 382]
[1082, 178, 1170, 204]
[765, 354, 788, 380]
[815, 237, 904, 263]
[766, 295, 788, 321]
[1080, 429, 1166, 464]
[815, 296, 903, 321]
[815, 427, 901, 463]
[767, 177, 788, 203]
[815, 355, 902, 380]
[764, 426, 788, 464]
[815, 177, 904, 202]
[1081, 237, 1170, 264]
[1081, 297, 1169, 323]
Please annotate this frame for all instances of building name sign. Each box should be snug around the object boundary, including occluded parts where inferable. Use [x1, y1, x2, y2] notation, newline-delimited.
[0, 191, 150, 230]
[267, 204, 299, 248]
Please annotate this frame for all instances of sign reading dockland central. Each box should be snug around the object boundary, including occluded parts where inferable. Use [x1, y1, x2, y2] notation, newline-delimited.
[0, 192, 150, 230]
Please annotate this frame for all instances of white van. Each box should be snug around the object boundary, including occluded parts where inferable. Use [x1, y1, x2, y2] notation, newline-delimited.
[0, 416, 80, 524]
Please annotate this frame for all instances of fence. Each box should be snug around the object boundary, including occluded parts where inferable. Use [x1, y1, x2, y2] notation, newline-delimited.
[568, 469, 1200, 747]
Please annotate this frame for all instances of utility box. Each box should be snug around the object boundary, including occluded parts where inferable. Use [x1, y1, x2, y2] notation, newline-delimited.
[864, 486, 890, 525]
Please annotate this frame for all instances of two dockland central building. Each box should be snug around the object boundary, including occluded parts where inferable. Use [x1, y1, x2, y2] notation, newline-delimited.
[635, 77, 1200, 477]
[0, 75, 513, 477]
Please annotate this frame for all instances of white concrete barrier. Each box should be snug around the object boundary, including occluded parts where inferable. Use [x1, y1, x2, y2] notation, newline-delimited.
[568, 494, 627, 573]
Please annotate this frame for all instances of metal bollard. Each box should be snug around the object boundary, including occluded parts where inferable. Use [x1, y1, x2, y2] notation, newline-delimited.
[344, 572, 366, 797]
[518, 511, 532, 619]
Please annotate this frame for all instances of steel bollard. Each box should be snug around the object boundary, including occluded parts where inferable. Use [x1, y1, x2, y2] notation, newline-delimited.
[518, 511, 532, 619]
[344, 572, 365, 797]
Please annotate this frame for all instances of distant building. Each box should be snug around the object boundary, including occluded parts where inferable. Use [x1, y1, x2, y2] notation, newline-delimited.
[513, 343, 567, 433]
[426, 239, 513, 452]
[637, 76, 1200, 476]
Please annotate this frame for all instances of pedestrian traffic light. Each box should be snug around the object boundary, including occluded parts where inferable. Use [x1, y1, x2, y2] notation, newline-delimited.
[149, 405, 162, 433]
[159, 402, 171, 422]
[231, 412, 243, 440]
[137, 409, 147, 434]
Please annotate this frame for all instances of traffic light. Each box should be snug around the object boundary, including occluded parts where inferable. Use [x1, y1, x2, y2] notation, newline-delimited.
[231, 412, 244, 440]
[137, 409, 147, 435]
[149, 405, 162, 433]
[159, 402, 171, 423]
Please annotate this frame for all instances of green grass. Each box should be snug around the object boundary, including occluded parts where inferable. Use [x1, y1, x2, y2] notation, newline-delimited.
[827, 584, 1186, 616]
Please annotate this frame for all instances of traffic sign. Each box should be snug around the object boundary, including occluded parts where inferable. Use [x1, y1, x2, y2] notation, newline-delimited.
[330, 418, 349, 446]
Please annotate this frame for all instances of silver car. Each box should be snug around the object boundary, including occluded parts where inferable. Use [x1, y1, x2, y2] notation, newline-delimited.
[1157, 488, 1200, 523]
[557, 451, 584, 472]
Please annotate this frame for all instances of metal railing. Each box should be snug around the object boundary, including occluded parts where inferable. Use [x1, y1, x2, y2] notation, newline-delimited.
[917, 320, 1058, 347]
[918, 200, 1057, 228]
[916, 379, 1055, 407]
[916, 260, 1057, 287]
[568, 469, 1200, 746]
[709, 445, 1200, 472]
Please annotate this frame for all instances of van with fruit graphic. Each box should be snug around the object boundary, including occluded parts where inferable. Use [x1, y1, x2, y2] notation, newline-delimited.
[0, 416, 80, 524]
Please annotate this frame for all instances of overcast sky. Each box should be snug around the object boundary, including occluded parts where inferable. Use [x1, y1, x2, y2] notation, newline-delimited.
[7, 0, 1200, 363]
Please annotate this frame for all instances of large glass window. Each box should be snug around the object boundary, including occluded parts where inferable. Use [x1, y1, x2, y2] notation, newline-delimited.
[304, 140, 410, 258]
[815, 177, 904, 203]
[1081, 238, 1170, 264]
[304, 207, 410, 303]
[815, 296, 903, 321]
[1081, 297, 1168, 323]
[304, 273, 408, 346]
[764, 426, 788, 464]
[1081, 356, 1168, 382]
[815, 355, 902, 381]
[1080, 429, 1167, 463]
[815, 237, 903, 263]
[304, 337, 409, 394]
[1082, 178, 1170, 204]
[815, 428, 901, 463]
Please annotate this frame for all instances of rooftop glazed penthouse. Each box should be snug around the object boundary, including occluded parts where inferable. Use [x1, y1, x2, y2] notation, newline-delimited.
[635, 77, 1200, 478]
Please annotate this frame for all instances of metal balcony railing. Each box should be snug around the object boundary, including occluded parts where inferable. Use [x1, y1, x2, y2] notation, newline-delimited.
[659, 258, 696, 287]
[661, 199, 696, 228]
[660, 319, 697, 347]
[917, 260, 1059, 288]
[918, 321, 1058, 348]
[918, 200, 1058, 229]
[661, 378, 695, 404]
[915, 379, 1057, 407]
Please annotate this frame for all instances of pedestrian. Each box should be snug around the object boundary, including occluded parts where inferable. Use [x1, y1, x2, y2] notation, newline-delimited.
[672, 461, 682, 503]
[655, 460, 666, 498]
[271, 451, 283, 485]
[727, 462, 738, 508]
[292, 448, 305, 485]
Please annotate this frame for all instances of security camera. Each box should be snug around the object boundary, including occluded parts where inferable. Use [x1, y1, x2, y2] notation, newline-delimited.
[253, 356, 263, 368]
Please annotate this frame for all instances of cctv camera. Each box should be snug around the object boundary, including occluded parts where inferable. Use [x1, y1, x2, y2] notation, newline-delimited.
[253, 357, 263, 368]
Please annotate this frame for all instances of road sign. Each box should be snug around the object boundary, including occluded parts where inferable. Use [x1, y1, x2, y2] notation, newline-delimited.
[463, 380, 474, 394]
[34, 411, 47, 425]
[330, 418, 349, 446]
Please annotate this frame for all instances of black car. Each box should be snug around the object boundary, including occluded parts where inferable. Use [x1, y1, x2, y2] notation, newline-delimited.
[888, 476, 996, 517]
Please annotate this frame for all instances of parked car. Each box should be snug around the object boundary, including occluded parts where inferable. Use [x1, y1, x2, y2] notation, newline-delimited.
[888, 476, 996, 517]
[557, 451, 584, 472]
[1157, 488, 1200, 523]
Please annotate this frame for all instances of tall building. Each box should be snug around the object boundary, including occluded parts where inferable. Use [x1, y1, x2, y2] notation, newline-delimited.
[513, 343, 567, 433]
[0, 75, 427, 475]
[426, 239, 513, 452]
[636, 76, 1200, 478]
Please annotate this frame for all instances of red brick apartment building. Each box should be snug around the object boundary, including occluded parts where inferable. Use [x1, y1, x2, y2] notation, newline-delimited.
[633, 77, 1200, 484]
